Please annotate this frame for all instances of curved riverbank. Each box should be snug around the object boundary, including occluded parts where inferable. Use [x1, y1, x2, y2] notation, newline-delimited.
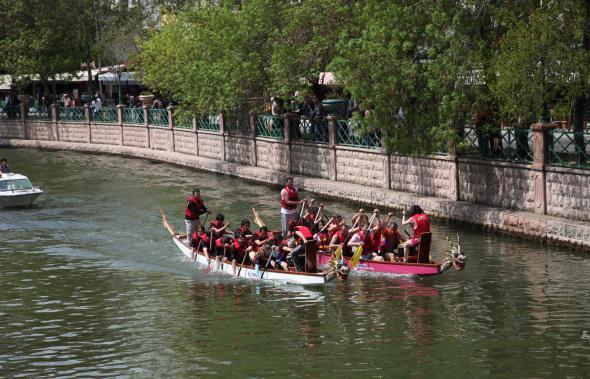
[2, 138, 589, 251]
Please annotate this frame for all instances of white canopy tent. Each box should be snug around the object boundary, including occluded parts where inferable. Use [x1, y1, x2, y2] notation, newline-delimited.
[97, 72, 140, 85]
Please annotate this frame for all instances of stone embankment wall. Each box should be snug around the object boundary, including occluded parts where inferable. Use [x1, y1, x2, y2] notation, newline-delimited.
[1, 106, 589, 250]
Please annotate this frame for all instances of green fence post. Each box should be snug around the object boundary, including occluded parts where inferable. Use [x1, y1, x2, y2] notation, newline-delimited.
[284, 112, 293, 173]
[51, 104, 59, 141]
[250, 110, 257, 167]
[326, 115, 338, 181]
[116, 104, 125, 145]
[167, 105, 175, 152]
[84, 104, 91, 143]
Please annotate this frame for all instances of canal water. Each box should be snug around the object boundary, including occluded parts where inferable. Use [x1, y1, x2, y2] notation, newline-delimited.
[1, 148, 589, 377]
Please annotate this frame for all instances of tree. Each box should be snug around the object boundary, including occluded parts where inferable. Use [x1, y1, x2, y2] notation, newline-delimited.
[269, 0, 352, 99]
[329, 1, 502, 154]
[135, 0, 284, 113]
[0, 0, 86, 95]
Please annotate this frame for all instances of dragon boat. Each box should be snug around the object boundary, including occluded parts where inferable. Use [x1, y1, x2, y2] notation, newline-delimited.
[316, 232, 466, 277]
[161, 210, 346, 285]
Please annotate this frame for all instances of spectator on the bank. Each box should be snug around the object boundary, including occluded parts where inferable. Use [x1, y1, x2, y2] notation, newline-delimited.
[153, 97, 163, 109]
[91, 97, 102, 118]
[271, 96, 284, 116]
[310, 100, 325, 120]
[67, 95, 76, 108]
[74, 94, 82, 107]
[60, 93, 69, 107]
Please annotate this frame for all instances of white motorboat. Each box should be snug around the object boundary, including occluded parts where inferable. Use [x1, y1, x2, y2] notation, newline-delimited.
[0, 173, 43, 207]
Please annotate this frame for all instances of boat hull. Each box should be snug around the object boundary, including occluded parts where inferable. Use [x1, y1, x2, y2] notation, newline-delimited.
[0, 190, 43, 208]
[316, 251, 450, 276]
[172, 236, 328, 285]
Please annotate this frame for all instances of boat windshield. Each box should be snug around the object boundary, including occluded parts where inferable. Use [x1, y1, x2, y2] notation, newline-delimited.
[0, 179, 34, 191]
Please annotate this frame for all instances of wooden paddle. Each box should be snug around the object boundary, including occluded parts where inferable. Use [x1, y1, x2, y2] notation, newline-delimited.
[259, 246, 275, 279]
[220, 246, 227, 271]
[236, 247, 249, 277]
[252, 207, 265, 227]
[299, 198, 314, 219]
[350, 211, 378, 268]
[313, 204, 324, 224]
[333, 218, 360, 260]
[313, 217, 334, 239]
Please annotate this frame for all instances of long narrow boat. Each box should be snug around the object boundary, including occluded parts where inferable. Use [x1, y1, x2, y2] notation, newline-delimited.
[161, 210, 339, 285]
[316, 252, 452, 276]
[316, 232, 466, 277]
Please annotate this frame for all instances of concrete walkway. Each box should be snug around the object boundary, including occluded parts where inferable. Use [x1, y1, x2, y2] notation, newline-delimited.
[3, 138, 589, 251]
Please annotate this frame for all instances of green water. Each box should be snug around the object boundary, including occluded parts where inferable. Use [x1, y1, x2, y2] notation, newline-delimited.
[1, 148, 589, 377]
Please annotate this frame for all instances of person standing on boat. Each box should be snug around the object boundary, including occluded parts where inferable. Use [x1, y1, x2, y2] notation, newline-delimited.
[280, 177, 304, 238]
[185, 188, 210, 247]
[401, 205, 430, 261]
[0, 158, 11, 175]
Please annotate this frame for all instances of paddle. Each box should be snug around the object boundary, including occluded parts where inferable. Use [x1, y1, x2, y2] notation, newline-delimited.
[236, 247, 249, 277]
[299, 198, 314, 219]
[313, 217, 334, 239]
[313, 204, 324, 225]
[333, 217, 360, 260]
[349, 211, 378, 268]
[220, 246, 227, 271]
[252, 207, 265, 227]
[259, 246, 274, 279]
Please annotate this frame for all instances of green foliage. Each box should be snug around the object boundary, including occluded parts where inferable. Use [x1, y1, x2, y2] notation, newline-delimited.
[136, 0, 283, 113]
[4, 0, 583, 154]
[492, 1, 590, 125]
[269, 0, 351, 98]
[0, 0, 86, 85]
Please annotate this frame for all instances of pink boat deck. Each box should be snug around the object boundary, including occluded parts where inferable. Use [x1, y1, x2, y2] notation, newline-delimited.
[316, 252, 448, 276]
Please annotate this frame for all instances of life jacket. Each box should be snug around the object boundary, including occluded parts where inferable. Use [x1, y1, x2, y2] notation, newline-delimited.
[199, 232, 210, 245]
[333, 231, 352, 256]
[294, 225, 312, 240]
[380, 228, 400, 252]
[281, 186, 299, 210]
[210, 220, 225, 238]
[233, 240, 247, 254]
[411, 213, 431, 239]
[238, 226, 252, 239]
[366, 230, 381, 253]
[317, 230, 330, 250]
[185, 196, 204, 220]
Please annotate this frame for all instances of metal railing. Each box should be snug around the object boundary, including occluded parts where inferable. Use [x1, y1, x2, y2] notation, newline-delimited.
[58, 107, 85, 123]
[27, 106, 52, 121]
[336, 119, 381, 149]
[92, 107, 118, 123]
[173, 112, 193, 129]
[197, 114, 221, 131]
[461, 126, 533, 162]
[291, 117, 328, 144]
[148, 108, 168, 126]
[548, 129, 590, 168]
[256, 115, 283, 139]
[225, 112, 251, 135]
[123, 108, 144, 125]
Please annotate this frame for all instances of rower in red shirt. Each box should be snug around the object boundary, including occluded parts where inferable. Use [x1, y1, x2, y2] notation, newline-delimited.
[401, 205, 431, 261]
